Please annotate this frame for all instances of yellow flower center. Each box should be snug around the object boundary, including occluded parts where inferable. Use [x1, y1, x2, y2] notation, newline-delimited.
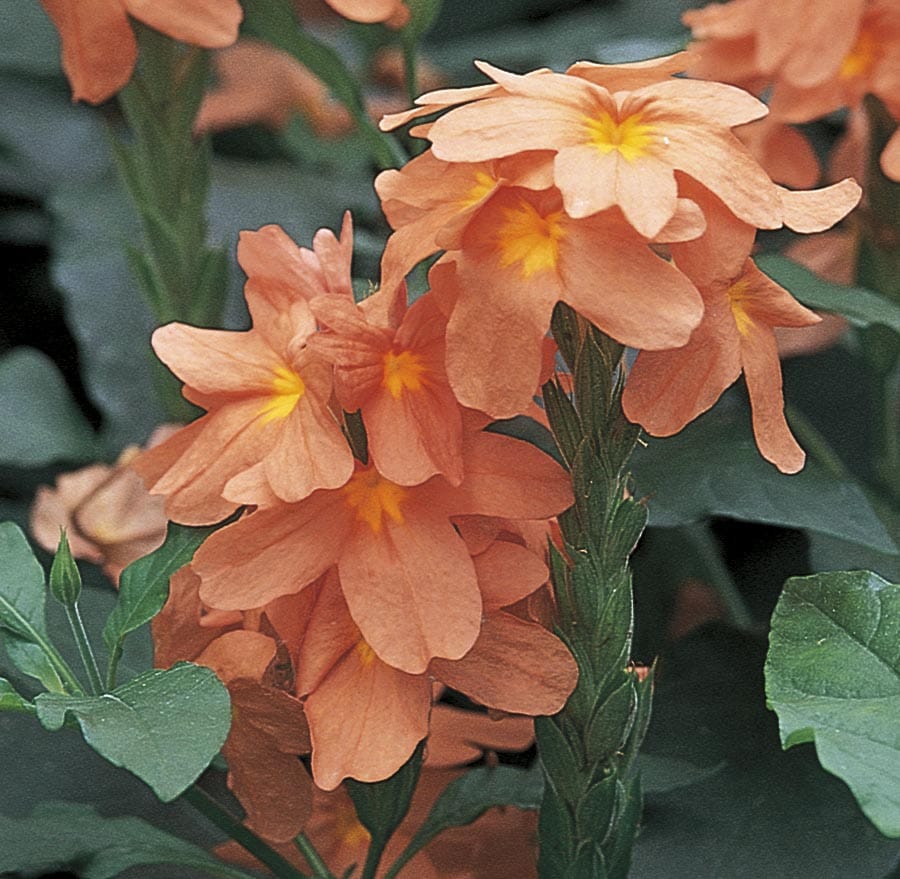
[257, 365, 306, 424]
[727, 278, 755, 338]
[840, 28, 878, 79]
[460, 170, 497, 208]
[343, 469, 407, 533]
[382, 349, 427, 399]
[355, 640, 376, 667]
[493, 198, 566, 278]
[585, 110, 657, 162]
[334, 801, 371, 848]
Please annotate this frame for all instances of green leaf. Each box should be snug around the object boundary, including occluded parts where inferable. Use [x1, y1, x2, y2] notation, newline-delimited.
[0, 348, 99, 466]
[347, 740, 424, 843]
[634, 626, 900, 878]
[104, 522, 218, 655]
[0, 801, 252, 878]
[765, 571, 900, 837]
[35, 662, 231, 802]
[0, 678, 34, 714]
[387, 764, 543, 877]
[0, 521, 66, 692]
[757, 254, 900, 333]
[631, 407, 897, 554]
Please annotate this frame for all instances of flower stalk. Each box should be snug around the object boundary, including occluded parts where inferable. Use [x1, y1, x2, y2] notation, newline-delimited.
[536, 303, 653, 878]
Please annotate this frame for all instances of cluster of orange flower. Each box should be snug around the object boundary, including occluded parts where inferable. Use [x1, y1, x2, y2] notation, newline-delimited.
[134, 214, 578, 805]
[684, 0, 900, 182]
[377, 53, 860, 473]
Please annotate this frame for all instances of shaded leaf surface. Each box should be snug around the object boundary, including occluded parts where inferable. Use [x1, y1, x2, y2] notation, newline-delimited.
[35, 663, 231, 802]
[633, 625, 900, 878]
[766, 571, 900, 837]
[0, 348, 99, 467]
[0, 800, 249, 878]
[631, 407, 896, 554]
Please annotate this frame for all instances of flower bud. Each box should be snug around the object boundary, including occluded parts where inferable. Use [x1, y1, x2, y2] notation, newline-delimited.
[49, 529, 82, 607]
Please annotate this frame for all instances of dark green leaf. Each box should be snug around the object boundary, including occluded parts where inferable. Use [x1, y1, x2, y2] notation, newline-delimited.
[347, 740, 423, 842]
[35, 662, 231, 801]
[535, 715, 583, 802]
[0, 678, 34, 714]
[0, 521, 65, 692]
[104, 522, 218, 655]
[634, 626, 900, 878]
[757, 254, 900, 333]
[765, 571, 900, 837]
[0, 348, 99, 467]
[0, 801, 251, 878]
[584, 680, 635, 762]
[388, 764, 543, 876]
[632, 407, 896, 554]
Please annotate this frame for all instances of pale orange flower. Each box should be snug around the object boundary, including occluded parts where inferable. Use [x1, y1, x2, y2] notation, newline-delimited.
[195, 39, 352, 138]
[30, 427, 176, 584]
[309, 287, 469, 486]
[135, 219, 356, 525]
[39, 0, 242, 104]
[322, 0, 410, 28]
[425, 187, 706, 418]
[734, 116, 820, 189]
[266, 538, 575, 788]
[192, 428, 572, 674]
[416, 60, 858, 240]
[622, 183, 821, 474]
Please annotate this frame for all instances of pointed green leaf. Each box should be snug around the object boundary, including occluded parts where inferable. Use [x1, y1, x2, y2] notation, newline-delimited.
[632, 409, 897, 554]
[0, 348, 99, 466]
[0, 801, 252, 879]
[35, 662, 231, 802]
[765, 570, 900, 837]
[757, 254, 900, 333]
[103, 522, 218, 655]
[0, 522, 66, 692]
[0, 678, 34, 714]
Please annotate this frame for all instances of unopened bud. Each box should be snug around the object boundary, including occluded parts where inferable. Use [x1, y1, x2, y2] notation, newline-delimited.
[49, 529, 82, 606]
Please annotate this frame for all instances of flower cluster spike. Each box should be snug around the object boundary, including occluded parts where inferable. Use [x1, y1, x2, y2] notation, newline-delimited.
[537, 304, 653, 879]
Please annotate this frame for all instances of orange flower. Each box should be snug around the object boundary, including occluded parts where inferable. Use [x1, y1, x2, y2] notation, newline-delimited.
[322, 0, 410, 29]
[30, 427, 175, 584]
[192, 428, 572, 674]
[266, 536, 575, 788]
[39, 0, 242, 104]
[622, 183, 821, 474]
[427, 187, 706, 418]
[374, 148, 555, 295]
[154, 569, 312, 842]
[309, 288, 468, 485]
[195, 39, 352, 138]
[683, 0, 867, 90]
[135, 219, 356, 525]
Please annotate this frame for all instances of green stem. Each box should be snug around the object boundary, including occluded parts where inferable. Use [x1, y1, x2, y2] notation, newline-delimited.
[785, 403, 850, 481]
[64, 604, 104, 695]
[105, 640, 124, 693]
[401, 39, 418, 105]
[360, 836, 388, 879]
[243, 0, 407, 169]
[182, 785, 311, 879]
[294, 833, 336, 878]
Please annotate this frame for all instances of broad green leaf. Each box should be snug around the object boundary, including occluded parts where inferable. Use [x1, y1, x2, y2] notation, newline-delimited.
[633, 626, 900, 878]
[0, 801, 251, 878]
[0, 521, 65, 692]
[0, 348, 99, 466]
[758, 254, 900, 333]
[631, 407, 896, 554]
[765, 571, 900, 837]
[387, 764, 544, 877]
[35, 662, 231, 802]
[0, 678, 33, 714]
[104, 522, 218, 654]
